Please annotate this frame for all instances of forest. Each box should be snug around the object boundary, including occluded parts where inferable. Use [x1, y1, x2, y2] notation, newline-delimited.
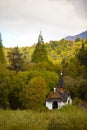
[0, 32, 87, 110]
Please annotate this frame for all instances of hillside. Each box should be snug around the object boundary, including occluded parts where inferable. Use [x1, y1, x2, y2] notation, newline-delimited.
[4, 39, 82, 65]
[1, 37, 87, 110]
[65, 30, 87, 41]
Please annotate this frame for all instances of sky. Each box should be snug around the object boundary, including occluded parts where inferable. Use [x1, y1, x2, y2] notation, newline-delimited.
[0, 0, 87, 47]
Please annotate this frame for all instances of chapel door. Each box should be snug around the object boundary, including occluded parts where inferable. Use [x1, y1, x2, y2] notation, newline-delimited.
[53, 101, 58, 109]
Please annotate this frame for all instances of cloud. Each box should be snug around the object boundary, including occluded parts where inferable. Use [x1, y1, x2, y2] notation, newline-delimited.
[0, 0, 87, 47]
[0, 0, 86, 27]
[68, 0, 87, 18]
[49, 0, 87, 17]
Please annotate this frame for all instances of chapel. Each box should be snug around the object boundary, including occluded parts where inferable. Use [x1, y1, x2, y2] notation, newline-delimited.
[46, 72, 72, 110]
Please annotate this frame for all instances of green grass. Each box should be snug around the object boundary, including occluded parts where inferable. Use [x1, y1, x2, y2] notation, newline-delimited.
[0, 106, 87, 130]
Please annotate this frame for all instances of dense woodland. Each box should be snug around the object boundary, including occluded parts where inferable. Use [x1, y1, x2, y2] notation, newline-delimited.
[0, 32, 87, 110]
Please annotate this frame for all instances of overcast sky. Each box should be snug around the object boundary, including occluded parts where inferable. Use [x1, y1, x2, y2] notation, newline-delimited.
[0, 0, 87, 47]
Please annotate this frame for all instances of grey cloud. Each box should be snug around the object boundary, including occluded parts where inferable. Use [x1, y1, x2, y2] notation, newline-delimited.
[0, 0, 87, 22]
[50, 0, 87, 17]
[68, 0, 87, 17]
[0, 0, 87, 37]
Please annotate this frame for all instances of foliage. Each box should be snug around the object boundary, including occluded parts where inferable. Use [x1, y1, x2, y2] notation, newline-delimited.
[8, 71, 30, 109]
[23, 76, 48, 110]
[75, 37, 81, 42]
[63, 58, 86, 77]
[0, 33, 5, 63]
[24, 70, 58, 90]
[31, 32, 48, 63]
[77, 42, 87, 67]
[0, 36, 87, 110]
[65, 76, 87, 101]
[5, 70, 58, 109]
[78, 79, 87, 101]
[0, 64, 10, 108]
[8, 47, 25, 72]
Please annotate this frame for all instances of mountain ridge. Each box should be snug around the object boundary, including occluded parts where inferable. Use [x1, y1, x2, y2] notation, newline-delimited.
[64, 30, 87, 41]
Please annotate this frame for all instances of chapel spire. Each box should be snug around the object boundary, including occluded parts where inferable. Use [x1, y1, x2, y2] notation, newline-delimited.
[58, 71, 64, 88]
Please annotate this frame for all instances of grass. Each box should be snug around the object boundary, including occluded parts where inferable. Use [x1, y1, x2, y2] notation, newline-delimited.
[0, 105, 87, 130]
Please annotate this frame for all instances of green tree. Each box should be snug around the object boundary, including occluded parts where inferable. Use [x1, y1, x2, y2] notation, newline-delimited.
[8, 47, 24, 72]
[65, 76, 79, 98]
[78, 79, 87, 101]
[0, 63, 10, 108]
[8, 72, 29, 109]
[31, 32, 48, 63]
[23, 76, 48, 110]
[0, 33, 5, 63]
[77, 42, 87, 67]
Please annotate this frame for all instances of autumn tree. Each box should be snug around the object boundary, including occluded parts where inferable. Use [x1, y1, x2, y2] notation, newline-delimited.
[23, 76, 48, 110]
[31, 31, 48, 63]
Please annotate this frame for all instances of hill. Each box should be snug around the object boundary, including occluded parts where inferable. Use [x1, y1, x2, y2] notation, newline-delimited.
[1, 35, 87, 110]
[4, 39, 84, 65]
[64, 30, 87, 41]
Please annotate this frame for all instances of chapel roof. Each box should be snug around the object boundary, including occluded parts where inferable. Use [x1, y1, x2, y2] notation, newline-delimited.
[46, 91, 69, 102]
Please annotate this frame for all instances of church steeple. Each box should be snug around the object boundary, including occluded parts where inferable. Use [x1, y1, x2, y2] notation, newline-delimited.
[58, 71, 64, 88]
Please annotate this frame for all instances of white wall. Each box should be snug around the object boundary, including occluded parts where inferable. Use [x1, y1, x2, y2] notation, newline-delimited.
[46, 101, 52, 110]
[66, 97, 72, 105]
[58, 102, 66, 109]
[46, 97, 72, 110]
[46, 101, 65, 110]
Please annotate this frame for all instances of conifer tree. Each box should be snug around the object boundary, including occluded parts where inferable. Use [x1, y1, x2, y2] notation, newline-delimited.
[8, 47, 24, 72]
[31, 31, 48, 63]
[0, 33, 5, 63]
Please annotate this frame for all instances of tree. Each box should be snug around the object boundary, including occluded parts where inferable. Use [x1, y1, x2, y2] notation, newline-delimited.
[0, 33, 5, 63]
[75, 37, 81, 42]
[8, 75, 24, 109]
[0, 63, 10, 109]
[31, 32, 48, 63]
[8, 47, 24, 72]
[78, 79, 87, 101]
[23, 76, 48, 110]
[77, 42, 87, 67]
[8, 71, 30, 109]
[38, 31, 44, 44]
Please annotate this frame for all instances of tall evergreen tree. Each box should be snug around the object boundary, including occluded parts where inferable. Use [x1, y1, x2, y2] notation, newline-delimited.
[0, 33, 5, 63]
[31, 31, 48, 63]
[8, 47, 24, 72]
